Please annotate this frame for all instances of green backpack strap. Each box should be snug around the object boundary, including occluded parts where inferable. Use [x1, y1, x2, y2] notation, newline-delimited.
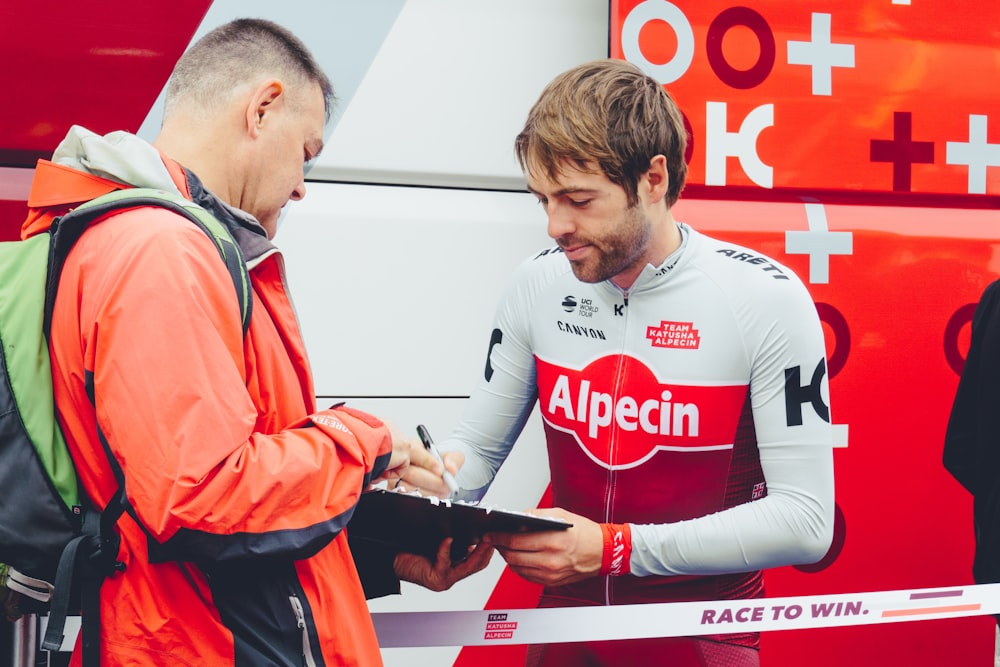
[43, 187, 252, 339]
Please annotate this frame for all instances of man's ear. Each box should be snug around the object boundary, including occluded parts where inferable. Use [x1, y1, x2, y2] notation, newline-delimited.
[643, 155, 669, 204]
[244, 80, 285, 138]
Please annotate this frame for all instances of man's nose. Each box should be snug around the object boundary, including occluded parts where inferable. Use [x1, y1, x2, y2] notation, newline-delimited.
[546, 203, 574, 239]
[291, 179, 307, 202]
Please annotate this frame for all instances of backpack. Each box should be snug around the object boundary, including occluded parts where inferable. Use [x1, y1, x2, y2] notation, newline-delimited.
[0, 187, 251, 663]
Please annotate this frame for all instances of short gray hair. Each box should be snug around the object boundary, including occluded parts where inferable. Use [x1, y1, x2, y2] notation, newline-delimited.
[164, 18, 334, 122]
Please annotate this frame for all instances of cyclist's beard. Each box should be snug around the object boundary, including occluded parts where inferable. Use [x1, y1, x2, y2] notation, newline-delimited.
[561, 204, 653, 284]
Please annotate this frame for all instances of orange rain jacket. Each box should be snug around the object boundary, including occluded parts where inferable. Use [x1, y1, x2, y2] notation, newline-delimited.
[24, 132, 394, 666]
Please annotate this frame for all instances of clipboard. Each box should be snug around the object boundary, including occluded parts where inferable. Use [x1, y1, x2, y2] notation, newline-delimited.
[348, 487, 572, 561]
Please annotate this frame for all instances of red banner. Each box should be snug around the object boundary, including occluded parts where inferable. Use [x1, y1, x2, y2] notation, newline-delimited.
[611, 1, 1000, 204]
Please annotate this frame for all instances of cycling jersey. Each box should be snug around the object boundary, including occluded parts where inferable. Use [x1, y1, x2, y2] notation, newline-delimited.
[445, 223, 834, 656]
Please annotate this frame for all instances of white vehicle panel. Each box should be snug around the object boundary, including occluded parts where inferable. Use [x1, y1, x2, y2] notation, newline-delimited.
[277, 183, 551, 397]
[313, 0, 609, 189]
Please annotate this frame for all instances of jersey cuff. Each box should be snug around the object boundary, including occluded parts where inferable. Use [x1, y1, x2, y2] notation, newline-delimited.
[600, 523, 632, 576]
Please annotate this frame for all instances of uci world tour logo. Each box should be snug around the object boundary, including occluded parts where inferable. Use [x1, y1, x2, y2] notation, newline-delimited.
[561, 295, 599, 317]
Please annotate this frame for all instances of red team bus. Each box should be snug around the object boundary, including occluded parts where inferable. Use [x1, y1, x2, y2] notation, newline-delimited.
[2, 1, 998, 665]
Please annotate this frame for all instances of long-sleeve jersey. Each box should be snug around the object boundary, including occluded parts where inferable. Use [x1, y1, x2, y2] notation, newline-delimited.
[444, 223, 834, 645]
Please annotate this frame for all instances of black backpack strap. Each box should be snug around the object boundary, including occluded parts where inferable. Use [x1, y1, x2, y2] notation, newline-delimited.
[39, 522, 94, 653]
[40, 493, 126, 662]
[40, 402, 128, 665]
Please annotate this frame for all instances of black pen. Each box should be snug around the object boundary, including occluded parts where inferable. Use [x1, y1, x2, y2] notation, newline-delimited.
[416, 424, 460, 495]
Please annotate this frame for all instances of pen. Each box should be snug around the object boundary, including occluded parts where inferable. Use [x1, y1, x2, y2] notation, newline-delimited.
[416, 424, 460, 495]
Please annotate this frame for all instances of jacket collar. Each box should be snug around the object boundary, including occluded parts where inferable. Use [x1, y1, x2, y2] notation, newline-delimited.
[23, 125, 277, 265]
[183, 169, 273, 265]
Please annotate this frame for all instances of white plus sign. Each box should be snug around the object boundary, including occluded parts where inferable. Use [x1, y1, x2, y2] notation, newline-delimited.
[785, 203, 853, 284]
[787, 13, 855, 96]
[946, 115, 1000, 194]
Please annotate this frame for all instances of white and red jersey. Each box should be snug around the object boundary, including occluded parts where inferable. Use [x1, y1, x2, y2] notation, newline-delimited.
[445, 223, 835, 636]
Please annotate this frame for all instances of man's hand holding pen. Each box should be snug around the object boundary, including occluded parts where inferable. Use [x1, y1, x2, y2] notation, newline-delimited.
[397, 445, 464, 499]
[371, 422, 464, 499]
[374, 419, 418, 484]
[414, 424, 460, 497]
[369, 425, 492, 589]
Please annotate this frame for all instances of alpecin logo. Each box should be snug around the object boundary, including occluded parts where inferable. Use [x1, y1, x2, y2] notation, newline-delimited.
[646, 320, 701, 349]
[535, 355, 748, 469]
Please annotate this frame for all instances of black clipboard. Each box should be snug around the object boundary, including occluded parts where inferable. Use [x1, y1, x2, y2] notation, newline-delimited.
[348, 487, 572, 561]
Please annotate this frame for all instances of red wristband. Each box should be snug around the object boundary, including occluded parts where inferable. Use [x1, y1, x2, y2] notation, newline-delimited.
[600, 523, 632, 576]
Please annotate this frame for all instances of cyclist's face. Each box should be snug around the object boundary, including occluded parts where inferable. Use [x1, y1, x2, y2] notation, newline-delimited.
[528, 163, 654, 287]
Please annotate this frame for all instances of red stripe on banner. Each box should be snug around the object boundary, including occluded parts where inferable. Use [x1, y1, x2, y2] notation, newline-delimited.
[882, 604, 982, 619]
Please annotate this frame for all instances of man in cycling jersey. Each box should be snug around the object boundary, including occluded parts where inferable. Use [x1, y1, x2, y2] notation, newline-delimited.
[431, 58, 835, 666]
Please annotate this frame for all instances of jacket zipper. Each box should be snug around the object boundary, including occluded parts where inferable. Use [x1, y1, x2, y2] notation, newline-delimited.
[289, 595, 317, 667]
[605, 287, 630, 605]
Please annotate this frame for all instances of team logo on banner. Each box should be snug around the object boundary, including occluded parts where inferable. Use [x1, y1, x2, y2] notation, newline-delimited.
[535, 355, 747, 469]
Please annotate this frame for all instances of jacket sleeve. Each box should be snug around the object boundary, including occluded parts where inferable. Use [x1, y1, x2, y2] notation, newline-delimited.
[53, 208, 392, 563]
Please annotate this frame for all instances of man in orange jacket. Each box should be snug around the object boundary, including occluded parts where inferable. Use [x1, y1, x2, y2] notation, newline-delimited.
[27, 18, 491, 666]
